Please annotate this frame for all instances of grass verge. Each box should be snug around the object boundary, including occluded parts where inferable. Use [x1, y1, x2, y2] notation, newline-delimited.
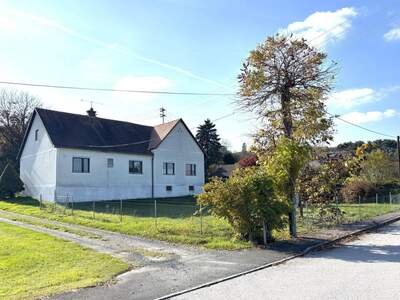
[0, 222, 129, 300]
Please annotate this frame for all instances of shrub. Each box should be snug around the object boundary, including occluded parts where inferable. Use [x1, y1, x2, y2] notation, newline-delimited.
[340, 179, 376, 202]
[197, 167, 289, 243]
[0, 163, 24, 198]
[238, 155, 258, 168]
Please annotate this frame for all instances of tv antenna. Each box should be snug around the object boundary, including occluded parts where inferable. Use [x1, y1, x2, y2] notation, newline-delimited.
[81, 99, 103, 108]
[160, 107, 166, 124]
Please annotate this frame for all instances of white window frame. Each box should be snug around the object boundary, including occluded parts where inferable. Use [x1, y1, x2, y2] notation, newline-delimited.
[163, 162, 175, 175]
[72, 157, 90, 173]
[185, 163, 196, 176]
[129, 160, 143, 174]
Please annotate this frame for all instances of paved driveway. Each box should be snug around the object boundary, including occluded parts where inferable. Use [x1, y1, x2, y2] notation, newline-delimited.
[174, 221, 400, 300]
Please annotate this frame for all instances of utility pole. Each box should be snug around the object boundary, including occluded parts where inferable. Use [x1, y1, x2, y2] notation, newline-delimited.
[397, 136, 400, 177]
[160, 107, 166, 124]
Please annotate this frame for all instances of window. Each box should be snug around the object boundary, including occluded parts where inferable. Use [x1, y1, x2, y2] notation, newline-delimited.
[185, 164, 196, 176]
[129, 160, 143, 174]
[35, 129, 39, 141]
[188, 185, 194, 192]
[166, 185, 172, 191]
[107, 158, 114, 168]
[163, 162, 175, 175]
[72, 157, 90, 173]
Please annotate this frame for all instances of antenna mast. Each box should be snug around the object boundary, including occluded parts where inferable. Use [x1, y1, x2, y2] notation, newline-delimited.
[160, 107, 166, 124]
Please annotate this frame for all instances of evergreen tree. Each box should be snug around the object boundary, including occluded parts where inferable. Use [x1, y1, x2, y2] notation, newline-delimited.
[196, 119, 222, 175]
[0, 163, 23, 198]
[223, 152, 236, 164]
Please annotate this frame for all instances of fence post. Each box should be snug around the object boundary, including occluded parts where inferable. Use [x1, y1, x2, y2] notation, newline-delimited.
[53, 190, 57, 213]
[120, 199, 123, 223]
[92, 200, 95, 219]
[305, 201, 309, 229]
[390, 192, 392, 205]
[358, 195, 361, 221]
[154, 199, 157, 230]
[376, 193, 378, 205]
[71, 196, 74, 216]
[65, 195, 69, 215]
[200, 203, 203, 235]
[39, 194, 42, 210]
[335, 193, 339, 224]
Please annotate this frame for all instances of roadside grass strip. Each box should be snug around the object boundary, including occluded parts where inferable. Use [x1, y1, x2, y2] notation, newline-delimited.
[0, 222, 129, 300]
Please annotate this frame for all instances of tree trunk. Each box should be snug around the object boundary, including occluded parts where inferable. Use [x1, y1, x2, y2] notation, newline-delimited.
[263, 221, 271, 245]
[281, 90, 297, 238]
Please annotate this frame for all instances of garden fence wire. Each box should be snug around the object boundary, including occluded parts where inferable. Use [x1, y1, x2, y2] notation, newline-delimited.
[39, 190, 400, 238]
[298, 190, 400, 233]
[45, 196, 210, 235]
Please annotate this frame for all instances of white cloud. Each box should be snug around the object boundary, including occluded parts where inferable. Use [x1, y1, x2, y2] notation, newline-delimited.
[283, 7, 358, 47]
[340, 109, 398, 124]
[384, 27, 400, 41]
[328, 88, 377, 109]
[112, 76, 172, 103]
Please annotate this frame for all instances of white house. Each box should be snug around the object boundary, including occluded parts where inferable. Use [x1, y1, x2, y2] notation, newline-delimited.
[18, 108, 205, 202]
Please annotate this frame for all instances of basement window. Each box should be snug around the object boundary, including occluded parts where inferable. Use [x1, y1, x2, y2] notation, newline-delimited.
[72, 157, 90, 173]
[189, 185, 195, 192]
[166, 185, 172, 191]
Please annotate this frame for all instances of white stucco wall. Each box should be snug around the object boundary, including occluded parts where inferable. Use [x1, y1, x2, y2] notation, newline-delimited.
[20, 114, 57, 201]
[55, 149, 153, 202]
[20, 117, 204, 202]
[152, 121, 205, 198]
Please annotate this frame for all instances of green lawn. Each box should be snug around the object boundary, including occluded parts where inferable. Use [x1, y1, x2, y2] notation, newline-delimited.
[2, 197, 399, 251]
[297, 202, 400, 234]
[0, 222, 129, 300]
[0, 197, 251, 250]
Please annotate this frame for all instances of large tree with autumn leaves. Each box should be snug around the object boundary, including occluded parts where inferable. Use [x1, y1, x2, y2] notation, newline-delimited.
[237, 34, 336, 237]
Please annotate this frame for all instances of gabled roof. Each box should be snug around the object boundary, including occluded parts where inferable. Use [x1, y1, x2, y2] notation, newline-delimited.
[18, 108, 196, 158]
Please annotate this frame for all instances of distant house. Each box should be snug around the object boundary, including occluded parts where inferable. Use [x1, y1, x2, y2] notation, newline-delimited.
[18, 108, 205, 202]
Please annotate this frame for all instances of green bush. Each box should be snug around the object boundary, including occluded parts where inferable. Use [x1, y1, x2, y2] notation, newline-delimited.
[197, 167, 289, 243]
[0, 163, 23, 198]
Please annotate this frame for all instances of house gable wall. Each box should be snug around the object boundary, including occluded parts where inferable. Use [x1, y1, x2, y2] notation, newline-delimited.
[152, 121, 204, 197]
[19, 113, 57, 201]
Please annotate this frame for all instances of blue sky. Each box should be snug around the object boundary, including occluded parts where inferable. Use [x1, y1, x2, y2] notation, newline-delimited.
[0, 0, 399, 150]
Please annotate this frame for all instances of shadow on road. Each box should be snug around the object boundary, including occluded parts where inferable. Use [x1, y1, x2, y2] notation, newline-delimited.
[313, 224, 400, 263]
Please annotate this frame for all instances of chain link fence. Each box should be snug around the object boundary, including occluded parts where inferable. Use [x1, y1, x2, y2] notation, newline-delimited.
[35, 190, 400, 239]
[298, 191, 400, 233]
[41, 196, 214, 236]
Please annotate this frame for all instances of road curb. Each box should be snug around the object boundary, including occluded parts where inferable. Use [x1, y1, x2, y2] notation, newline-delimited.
[155, 214, 400, 300]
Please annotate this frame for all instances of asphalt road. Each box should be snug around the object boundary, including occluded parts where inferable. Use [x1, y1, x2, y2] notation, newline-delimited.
[175, 221, 400, 300]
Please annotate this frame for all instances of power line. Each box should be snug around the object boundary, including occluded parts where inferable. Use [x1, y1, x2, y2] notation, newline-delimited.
[77, 111, 237, 149]
[0, 80, 235, 96]
[327, 112, 396, 139]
